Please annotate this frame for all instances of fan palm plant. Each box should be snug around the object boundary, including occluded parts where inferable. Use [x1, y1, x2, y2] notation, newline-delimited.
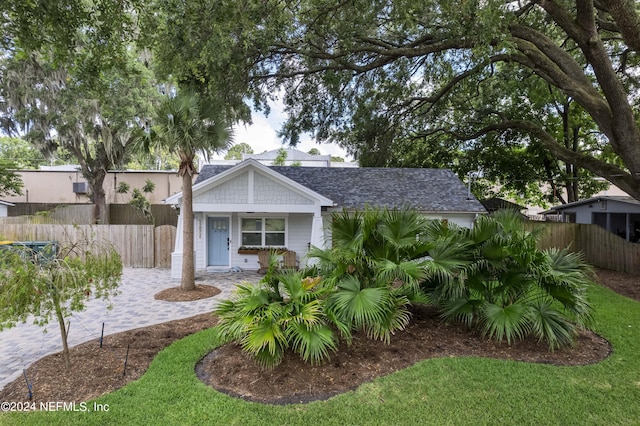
[135, 90, 232, 290]
[310, 207, 433, 343]
[426, 210, 594, 350]
[215, 268, 337, 368]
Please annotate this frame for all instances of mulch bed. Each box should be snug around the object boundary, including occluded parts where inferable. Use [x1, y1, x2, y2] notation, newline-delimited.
[197, 304, 610, 405]
[154, 285, 221, 301]
[0, 314, 218, 404]
[1, 268, 637, 405]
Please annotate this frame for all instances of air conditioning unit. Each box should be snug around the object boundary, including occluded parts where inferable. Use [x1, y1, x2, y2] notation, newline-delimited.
[72, 182, 89, 194]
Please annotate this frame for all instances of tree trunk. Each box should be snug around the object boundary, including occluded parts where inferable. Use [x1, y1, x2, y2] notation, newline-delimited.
[89, 170, 109, 224]
[53, 294, 71, 370]
[571, 126, 580, 201]
[561, 102, 578, 203]
[543, 157, 567, 204]
[180, 172, 196, 291]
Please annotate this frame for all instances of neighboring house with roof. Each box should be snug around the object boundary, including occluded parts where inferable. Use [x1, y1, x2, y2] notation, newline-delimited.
[164, 159, 486, 278]
[0, 200, 15, 217]
[480, 198, 526, 214]
[541, 196, 640, 241]
[203, 148, 358, 169]
[242, 148, 357, 167]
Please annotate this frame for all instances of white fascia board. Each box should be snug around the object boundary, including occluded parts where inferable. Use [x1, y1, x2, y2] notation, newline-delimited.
[193, 203, 321, 214]
[164, 192, 183, 205]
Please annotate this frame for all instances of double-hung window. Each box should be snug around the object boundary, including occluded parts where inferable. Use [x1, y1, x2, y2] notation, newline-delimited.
[241, 218, 286, 246]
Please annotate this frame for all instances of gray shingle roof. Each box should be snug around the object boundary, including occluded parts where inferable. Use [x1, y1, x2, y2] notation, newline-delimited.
[542, 195, 640, 213]
[196, 165, 486, 213]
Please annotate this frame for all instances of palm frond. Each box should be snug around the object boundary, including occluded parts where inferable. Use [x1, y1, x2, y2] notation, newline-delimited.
[367, 296, 412, 343]
[331, 210, 365, 251]
[329, 276, 390, 328]
[480, 302, 530, 345]
[377, 208, 428, 251]
[527, 299, 578, 351]
[288, 322, 337, 365]
[241, 314, 287, 360]
[469, 214, 501, 244]
[142, 89, 233, 175]
[424, 237, 473, 285]
[252, 346, 285, 369]
[374, 258, 427, 291]
[440, 297, 482, 327]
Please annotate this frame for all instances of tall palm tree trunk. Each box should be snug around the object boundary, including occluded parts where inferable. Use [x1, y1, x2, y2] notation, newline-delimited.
[180, 172, 196, 291]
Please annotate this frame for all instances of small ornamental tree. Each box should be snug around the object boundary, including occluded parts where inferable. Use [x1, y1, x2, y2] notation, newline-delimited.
[0, 239, 123, 370]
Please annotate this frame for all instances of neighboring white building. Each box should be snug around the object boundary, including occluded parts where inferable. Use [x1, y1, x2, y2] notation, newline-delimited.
[165, 159, 487, 278]
[243, 148, 357, 167]
[0, 200, 15, 217]
[203, 148, 358, 169]
[541, 196, 640, 241]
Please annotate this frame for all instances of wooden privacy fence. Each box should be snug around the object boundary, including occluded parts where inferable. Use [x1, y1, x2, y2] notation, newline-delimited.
[154, 225, 176, 269]
[0, 224, 176, 268]
[2, 204, 96, 224]
[5, 204, 178, 226]
[526, 222, 640, 275]
[109, 204, 179, 226]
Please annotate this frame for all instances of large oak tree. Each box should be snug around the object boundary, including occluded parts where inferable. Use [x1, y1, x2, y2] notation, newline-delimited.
[1, 1, 157, 222]
[0, 50, 157, 222]
[149, 0, 640, 200]
[269, 0, 640, 199]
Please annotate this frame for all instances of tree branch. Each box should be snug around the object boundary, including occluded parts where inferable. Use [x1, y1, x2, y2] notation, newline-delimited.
[601, 0, 640, 52]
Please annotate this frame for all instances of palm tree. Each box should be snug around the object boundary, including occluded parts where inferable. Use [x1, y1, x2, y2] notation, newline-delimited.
[137, 90, 232, 290]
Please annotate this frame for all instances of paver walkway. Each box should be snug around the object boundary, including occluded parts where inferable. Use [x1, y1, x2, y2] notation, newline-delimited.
[0, 267, 260, 390]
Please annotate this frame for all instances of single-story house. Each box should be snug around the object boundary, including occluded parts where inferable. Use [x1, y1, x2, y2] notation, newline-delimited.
[0, 200, 15, 217]
[164, 159, 486, 278]
[541, 195, 640, 241]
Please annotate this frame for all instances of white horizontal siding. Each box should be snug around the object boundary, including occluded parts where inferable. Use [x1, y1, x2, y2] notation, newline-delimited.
[286, 214, 313, 266]
[423, 213, 477, 228]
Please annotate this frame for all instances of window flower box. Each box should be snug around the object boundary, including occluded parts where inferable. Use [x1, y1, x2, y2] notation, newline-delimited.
[237, 247, 287, 255]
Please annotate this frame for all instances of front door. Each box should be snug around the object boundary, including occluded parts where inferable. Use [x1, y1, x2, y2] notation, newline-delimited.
[207, 217, 229, 266]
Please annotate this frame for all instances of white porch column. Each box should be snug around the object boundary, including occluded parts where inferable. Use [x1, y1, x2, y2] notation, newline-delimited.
[171, 212, 184, 279]
[174, 212, 184, 253]
[171, 212, 197, 279]
[310, 210, 325, 250]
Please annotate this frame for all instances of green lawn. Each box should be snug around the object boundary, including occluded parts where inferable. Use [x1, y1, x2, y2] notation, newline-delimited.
[3, 283, 640, 425]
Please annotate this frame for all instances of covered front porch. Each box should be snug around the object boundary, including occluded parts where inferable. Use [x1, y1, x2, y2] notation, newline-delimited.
[171, 210, 327, 277]
[592, 212, 640, 242]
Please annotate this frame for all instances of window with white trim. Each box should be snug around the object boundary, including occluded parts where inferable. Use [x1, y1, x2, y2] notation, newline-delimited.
[241, 218, 286, 246]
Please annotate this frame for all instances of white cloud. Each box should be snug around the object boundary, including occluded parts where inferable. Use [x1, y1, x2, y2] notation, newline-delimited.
[214, 97, 353, 161]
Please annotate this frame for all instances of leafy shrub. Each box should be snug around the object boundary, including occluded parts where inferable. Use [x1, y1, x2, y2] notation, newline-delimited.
[215, 256, 336, 368]
[0, 239, 122, 369]
[423, 210, 594, 350]
[217, 208, 594, 368]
